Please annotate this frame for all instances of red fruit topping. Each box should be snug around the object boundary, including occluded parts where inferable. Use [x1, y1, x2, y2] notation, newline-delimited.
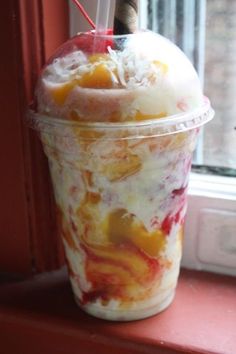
[46, 29, 114, 65]
[161, 214, 173, 235]
[161, 208, 184, 235]
[172, 186, 186, 197]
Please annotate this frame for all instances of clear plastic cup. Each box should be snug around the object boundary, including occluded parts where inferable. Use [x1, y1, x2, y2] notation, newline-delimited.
[29, 98, 213, 321]
[31, 31, 214, 321]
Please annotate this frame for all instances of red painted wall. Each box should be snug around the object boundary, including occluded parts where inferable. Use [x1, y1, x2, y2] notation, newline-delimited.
[0, 0, 69, 276]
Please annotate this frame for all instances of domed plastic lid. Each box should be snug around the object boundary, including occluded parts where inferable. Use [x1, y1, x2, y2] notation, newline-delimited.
[35, 30, 210, 124]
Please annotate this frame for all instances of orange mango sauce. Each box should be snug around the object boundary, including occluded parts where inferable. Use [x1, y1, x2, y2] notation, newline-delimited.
[106, 209, 166, 258]
[82, 243, 161, 305]
[79, 205, 166, 303]
[59, 181, 168, 305]
[134, 111, 167, 121]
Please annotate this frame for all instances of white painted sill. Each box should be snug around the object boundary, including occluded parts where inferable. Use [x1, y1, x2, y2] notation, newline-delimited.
[182, 173, 236, 277]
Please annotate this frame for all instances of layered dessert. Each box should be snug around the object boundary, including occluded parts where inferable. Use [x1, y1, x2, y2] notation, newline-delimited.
[34, 31, 208, 320]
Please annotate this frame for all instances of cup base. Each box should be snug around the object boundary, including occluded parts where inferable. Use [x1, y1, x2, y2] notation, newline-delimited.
[74, 290, 175, 321]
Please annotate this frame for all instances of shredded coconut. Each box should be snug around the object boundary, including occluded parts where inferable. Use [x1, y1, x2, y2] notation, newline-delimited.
[43, 44, 167, 90]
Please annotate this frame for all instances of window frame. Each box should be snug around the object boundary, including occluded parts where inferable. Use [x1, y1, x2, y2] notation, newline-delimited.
[0, 0, 69, 276]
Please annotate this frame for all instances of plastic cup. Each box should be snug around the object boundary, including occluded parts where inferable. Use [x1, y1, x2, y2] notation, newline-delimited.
[29, 98, 213, 321]
[31, 30, 214, 320]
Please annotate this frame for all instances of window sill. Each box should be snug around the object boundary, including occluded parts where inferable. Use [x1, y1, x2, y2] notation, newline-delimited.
[0, 268, 235, 354]
[183, 173, 236, 276]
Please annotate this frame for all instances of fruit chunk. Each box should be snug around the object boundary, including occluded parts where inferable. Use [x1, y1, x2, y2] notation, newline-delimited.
[153, 60, 168, 74]
[88, 54, 109, 63]
[134, 111, 167, 121]
[103, 153, 142, 182]
[51, 80, 78, 105]
[79, 64, 114, 88]
[107, 209, 166, 257]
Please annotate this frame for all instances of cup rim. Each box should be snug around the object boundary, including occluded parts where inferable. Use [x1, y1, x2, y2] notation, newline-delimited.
[29, 97, 214, 132]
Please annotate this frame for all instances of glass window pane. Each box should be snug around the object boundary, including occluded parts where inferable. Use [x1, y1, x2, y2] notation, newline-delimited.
[147, 0, 236, 173]
[204, 0, 236, 169]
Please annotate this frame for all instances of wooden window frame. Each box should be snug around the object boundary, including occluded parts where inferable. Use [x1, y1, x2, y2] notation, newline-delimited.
[0, 0, 69, 276]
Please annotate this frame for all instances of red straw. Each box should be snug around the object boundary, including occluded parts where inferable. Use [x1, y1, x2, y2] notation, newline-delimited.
[72, 0, 96, 29]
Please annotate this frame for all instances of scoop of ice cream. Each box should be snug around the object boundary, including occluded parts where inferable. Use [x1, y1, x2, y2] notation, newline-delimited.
[36, 30, 204, 122]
